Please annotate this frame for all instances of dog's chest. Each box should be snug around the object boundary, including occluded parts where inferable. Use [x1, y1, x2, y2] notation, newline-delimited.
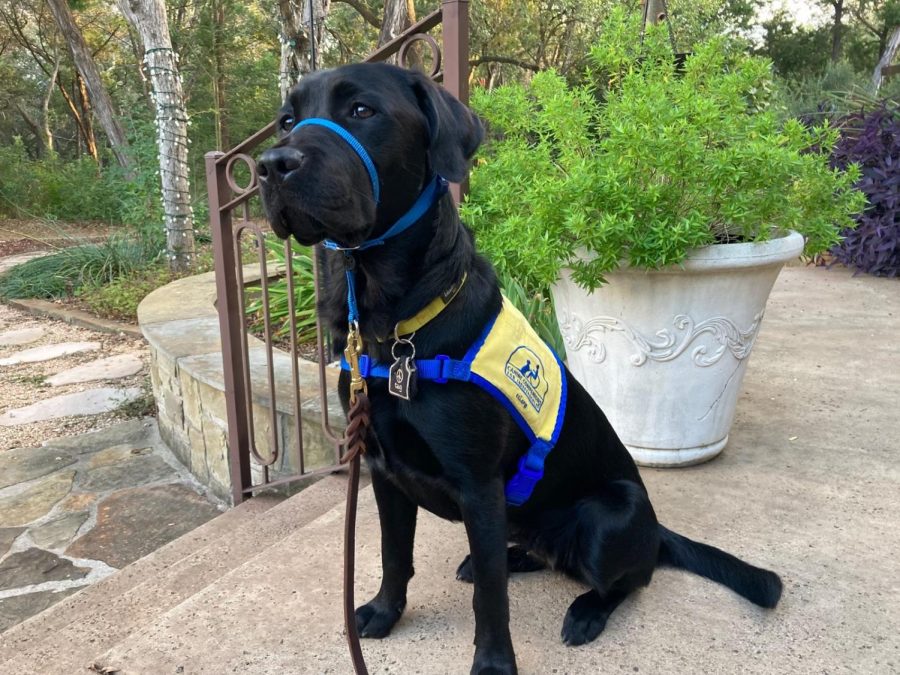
[368, 415, 464, 521]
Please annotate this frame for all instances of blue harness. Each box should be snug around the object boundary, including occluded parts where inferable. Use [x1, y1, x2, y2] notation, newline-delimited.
[341, 299, 568, 506]
[293, 117, 565, 506]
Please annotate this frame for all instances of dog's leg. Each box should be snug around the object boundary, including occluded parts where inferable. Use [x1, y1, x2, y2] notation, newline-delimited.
[461, 480, 518, 675]
[526, 481, 659, 647]
[455, 545, 545, 583]
[355, 469, 418, 639]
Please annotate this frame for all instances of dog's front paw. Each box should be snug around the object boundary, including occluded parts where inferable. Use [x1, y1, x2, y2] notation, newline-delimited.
[355, 599, 404, 639]
[471, 649, 517, 675]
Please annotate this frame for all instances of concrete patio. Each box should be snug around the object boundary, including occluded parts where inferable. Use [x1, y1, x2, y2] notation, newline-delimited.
[0, 265, 897, 674]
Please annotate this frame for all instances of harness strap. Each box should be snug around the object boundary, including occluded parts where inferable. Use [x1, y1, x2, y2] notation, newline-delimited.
[292, 118, 380, 204]
[339, 353, 557, 506]
[343, 353, 471, 383]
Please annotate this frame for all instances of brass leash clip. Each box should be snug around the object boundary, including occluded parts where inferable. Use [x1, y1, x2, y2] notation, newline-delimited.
[344, 321, 368, 404]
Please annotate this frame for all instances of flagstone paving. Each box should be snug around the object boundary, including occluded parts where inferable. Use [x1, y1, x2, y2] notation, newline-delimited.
[0, 419, 223, 631]
[0, 302, 149, 450]
[45, 353, 143, 387]
[1, 254, 222, 632]
[0, 387, 143, 426]
[0, 327, 45, 347]
[0, 341, 101, 366]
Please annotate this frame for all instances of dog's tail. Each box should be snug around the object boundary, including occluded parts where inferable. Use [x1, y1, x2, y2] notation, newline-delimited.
[657, 525, 783, 608]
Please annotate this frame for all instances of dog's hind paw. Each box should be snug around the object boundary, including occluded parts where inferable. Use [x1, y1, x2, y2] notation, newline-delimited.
[456, 546, 545, 583]
[561, 589, 628, 646]
[355, 600, 404, 639]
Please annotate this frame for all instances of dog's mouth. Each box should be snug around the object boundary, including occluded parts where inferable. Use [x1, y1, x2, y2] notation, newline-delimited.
[264, 202, 323, 245]
[264, 193, 373, 248]
[258, 141, 378, 246]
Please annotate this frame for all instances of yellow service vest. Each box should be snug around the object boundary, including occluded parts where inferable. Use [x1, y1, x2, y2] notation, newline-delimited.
[349, 296, 567, 505]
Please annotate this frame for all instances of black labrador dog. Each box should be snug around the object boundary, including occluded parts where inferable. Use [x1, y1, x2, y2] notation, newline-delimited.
[258, 62, 782, 675]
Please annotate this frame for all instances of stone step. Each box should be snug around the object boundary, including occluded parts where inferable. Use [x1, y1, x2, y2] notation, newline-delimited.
[86, 486, 593, 675]
[83, 486, 793, 675]
[0, 341, 100, 366]
[0, 474, 349, 673]
[0, 326, 45, 346]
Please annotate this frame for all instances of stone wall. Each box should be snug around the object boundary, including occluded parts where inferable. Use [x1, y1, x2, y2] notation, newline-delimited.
[138, 271, 345, 504]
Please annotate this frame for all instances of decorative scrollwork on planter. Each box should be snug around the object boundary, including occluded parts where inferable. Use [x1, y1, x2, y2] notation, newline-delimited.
[559, 311, 765, 367]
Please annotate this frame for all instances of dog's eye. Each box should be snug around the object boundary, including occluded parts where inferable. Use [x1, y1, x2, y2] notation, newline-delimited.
[351, 104, 374, 119]
[279, 115, 295, 132]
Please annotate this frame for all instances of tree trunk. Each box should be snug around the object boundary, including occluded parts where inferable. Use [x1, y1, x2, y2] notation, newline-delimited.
[41, 53, 60, 155]
[211, 0, 229, 149]
[118, 0, 195, 273]
[46, 0, 131, 169]
[14, 103, 45, 159]
[55, 75, 97, 161]
[277, 0, 330, 100]
[378, 0, 415, 49]
[872, 25, 900, 93]
[831, 0, 844, 62]
[75, 74, 100, 162]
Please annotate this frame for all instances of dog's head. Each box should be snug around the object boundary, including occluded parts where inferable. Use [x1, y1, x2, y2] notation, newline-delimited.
[258, 63, 483, 247]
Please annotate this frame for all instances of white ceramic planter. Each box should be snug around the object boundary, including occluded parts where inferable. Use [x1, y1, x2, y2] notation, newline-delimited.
[551, 231, 804, 467]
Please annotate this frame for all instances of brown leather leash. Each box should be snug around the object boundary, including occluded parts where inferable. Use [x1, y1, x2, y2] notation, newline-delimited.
[341, 324, 370, 674]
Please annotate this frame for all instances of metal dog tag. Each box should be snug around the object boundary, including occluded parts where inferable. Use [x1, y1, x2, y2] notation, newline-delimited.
[389, 355, 417, 400]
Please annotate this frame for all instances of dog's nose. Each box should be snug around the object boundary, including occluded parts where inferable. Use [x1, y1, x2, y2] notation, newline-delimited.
[257, 147, 305, 184]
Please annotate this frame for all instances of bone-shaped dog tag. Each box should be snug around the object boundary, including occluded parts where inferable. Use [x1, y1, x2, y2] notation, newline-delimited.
[388, 355, 417, 400]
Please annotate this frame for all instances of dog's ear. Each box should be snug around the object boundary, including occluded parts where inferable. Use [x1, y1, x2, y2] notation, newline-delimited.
[410, 71, 484, 183]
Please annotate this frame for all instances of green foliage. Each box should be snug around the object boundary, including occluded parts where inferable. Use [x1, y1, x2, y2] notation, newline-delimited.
[245, 237, 318, 344]
[79, 267, 174, 321]
[0, 227, 163, 300]
[757, 12, 831, 79]
[462, 8, 866, 294]
[497, 268, 565, 357]
[0, 133, 161, 227]
[774, 61, 900, 122]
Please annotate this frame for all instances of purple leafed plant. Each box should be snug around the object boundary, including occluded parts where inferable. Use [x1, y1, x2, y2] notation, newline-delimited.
[829, 105, 900, 277]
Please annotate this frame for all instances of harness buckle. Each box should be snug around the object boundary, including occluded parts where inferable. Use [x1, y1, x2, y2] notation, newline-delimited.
[434, 354, 451, 384]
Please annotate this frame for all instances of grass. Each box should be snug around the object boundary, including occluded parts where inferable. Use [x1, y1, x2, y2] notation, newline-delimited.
[0, 230, 164, 300]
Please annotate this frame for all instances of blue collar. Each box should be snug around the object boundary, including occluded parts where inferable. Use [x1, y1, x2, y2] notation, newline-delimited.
[290, 117, 448, 326]
[323, 174, 448, 252]
[327, 173, 448, 325]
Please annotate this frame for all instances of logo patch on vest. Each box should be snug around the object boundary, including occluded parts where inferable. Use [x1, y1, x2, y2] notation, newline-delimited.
[505, 346, 549, 412]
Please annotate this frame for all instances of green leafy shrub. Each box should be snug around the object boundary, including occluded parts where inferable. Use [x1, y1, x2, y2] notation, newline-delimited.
[462, 9, 866, 293]
[79, 267, 175, 321]
[0, 127, 161, 227]
[244, 237, 318, 344]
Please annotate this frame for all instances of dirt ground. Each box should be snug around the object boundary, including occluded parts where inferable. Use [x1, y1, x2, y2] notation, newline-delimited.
[0, 219, 112, 257]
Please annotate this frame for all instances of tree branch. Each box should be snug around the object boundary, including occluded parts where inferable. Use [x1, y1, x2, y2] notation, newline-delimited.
[851, 7, 881, 38]
[333, 0, 380, 29]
